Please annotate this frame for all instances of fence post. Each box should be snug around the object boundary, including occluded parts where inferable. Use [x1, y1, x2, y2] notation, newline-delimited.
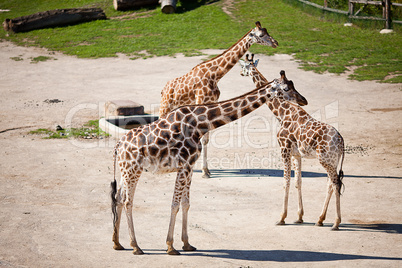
[385, 0, 391, 29]
[348, 0, 354, 21]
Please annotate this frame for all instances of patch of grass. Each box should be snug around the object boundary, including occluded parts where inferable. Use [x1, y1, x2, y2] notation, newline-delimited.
[29, 120, 109, 139]
[0, 1, 238, 58]
[30, 55, 54, 63]
[0, 0, 401, 82]
[235, 0, 402, 83]
[10, 56, 23, 61]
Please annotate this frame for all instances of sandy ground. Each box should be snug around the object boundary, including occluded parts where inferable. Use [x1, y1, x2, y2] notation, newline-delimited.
[0, 40, 401, 267]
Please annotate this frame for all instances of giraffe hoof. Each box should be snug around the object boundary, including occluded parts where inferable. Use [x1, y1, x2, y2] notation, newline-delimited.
[182, 244, 197, 251]
[331, 226, 339, 231]
[167, 248, 181, 255]
[276, 220, 285, 226]
[294, 219, 304, 224]
[315, 222, 324, 227]
[133, 247, 144, 255]
[113, 243, 125, 250]
[202, 172, 211, 179]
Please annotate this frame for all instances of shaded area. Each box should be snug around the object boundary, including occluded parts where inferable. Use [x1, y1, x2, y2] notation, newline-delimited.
[142, 249, 402, 262]
[340, 223, 402, 234]
[194, 169, 401, 179]
[175, 0, 220, 14]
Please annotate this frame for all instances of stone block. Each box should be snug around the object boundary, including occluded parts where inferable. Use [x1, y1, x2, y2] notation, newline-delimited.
[105, 100, 144, 117]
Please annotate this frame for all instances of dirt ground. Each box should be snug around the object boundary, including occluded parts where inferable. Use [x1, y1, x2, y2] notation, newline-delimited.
[0, 40, 401, 267]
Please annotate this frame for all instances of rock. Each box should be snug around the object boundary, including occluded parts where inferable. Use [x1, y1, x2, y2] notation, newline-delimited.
[380, 29, 393, 34]
[105, 100, 144, 117]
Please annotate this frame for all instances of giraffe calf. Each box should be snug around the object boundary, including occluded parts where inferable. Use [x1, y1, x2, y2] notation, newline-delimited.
[239, 55, 345, 230]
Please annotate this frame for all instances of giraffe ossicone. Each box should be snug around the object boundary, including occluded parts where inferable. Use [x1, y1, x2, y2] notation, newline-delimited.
[239, 55, 345, 230]
[159, 21, 278, 178]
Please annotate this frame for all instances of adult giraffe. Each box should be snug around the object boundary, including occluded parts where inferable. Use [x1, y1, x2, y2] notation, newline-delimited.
[111, 80, 307, 255]
[159, 21, 278, 178]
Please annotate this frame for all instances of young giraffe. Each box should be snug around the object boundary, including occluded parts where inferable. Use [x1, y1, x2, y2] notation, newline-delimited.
[239, 55, 345, 230]
[110, 81, 306, 256]
[159, 21, 278, 178]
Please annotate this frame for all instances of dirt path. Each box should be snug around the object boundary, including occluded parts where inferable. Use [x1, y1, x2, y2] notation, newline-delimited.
[0, 41, 401, 267]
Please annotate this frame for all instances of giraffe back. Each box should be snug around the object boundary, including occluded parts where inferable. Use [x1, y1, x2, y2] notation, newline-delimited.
[117, 115, 202, 174]
[271, 96, 344, 166]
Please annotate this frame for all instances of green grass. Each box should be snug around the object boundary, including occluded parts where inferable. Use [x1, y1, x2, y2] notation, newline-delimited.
[236, 0, 402, 83]
[10, 56, 23, 61]
[29, 120, 109, 139]
[30, 55, 55, 63]
[0, 0, 401, 82]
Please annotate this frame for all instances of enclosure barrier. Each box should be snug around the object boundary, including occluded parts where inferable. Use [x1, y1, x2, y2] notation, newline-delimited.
[295, 0, 401, 29]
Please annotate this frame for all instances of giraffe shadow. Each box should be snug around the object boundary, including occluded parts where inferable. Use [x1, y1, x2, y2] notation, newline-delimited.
[131, 223, 402, 258]
[339, 223, 402, 234]
[189, 249, 402, 262]
[259, 221, 402, 234]
[194, 169, 402, 180]
[140, 248, 402, 262]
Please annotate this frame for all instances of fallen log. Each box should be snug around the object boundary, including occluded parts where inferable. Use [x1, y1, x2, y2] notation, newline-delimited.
[113, 0, 159, 11]
[161, 0, 177, 14]
[3, 8, 106, 33]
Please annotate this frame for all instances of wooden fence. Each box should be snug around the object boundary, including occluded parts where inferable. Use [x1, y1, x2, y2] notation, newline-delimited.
[295, 0, 402, 29]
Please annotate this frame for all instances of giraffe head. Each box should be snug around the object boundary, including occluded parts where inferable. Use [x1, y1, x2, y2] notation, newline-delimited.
[239, 54, 259, 77]
[249, 21, 278, 48]
[272, 70, 308, 106]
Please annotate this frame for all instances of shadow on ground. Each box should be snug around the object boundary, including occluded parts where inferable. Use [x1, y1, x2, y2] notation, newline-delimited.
[191, 249, 402, 262]
[194, 169, 401, 180]
[141, 248, 402, 262]
[340, 223, 402, 234]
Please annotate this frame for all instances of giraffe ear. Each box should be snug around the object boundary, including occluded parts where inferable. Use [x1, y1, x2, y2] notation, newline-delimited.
[239, 59, 245, 67]
[254, 59, 259, 67]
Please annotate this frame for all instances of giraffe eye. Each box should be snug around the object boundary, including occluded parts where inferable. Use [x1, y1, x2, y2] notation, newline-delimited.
[280, 84, 290, 91]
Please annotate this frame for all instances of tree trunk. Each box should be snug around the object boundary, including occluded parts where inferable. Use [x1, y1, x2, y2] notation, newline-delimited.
[113, 0, 159, 11]
[3, 8, 106, 33]
[161, 0, 177, 14]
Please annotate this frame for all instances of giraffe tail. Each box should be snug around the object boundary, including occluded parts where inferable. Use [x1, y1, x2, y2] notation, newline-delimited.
[110, 142, 119, 227]
[337, 144, 345, 195]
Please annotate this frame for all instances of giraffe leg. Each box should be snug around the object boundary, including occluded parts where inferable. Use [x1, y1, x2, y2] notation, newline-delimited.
[316, 178, 333, 227]
[332, 184, 342, 231]
[201, 133, 211, 178]
[181, 172, 196, 252]
[276, 154, 291, 225]
[329, 167, 341, 230]
[293, 156, 304, 224]
[166, 168, 193, 255]
[112, 190, 125, 250]
[124, 170, 144, 255]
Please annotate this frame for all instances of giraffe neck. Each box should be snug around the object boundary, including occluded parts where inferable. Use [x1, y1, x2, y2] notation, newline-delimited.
[190, 84, 272, 135]
[249, 65, 269, 87]
[198, 30, 254, 80]
[247, 66, 292, 124]
[267, 97, 307, 126]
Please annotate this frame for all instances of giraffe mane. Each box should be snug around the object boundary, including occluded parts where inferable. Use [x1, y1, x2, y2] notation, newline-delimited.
[191, 29, 253, 70]
[169, 82, 274, 114]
